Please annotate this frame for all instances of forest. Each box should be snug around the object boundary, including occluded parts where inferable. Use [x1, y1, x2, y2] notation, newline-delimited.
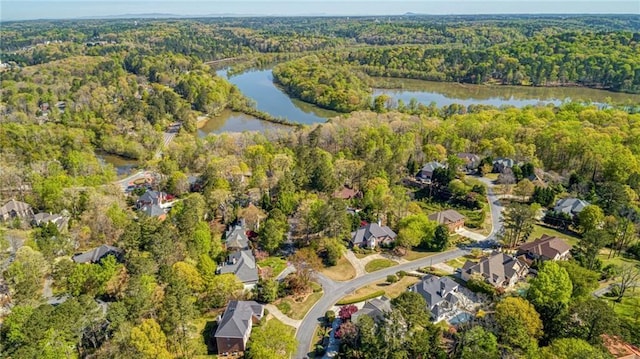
[1, 14, 640, 359]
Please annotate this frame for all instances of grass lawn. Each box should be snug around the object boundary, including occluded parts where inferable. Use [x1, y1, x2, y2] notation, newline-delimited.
[191, 310, 224, 358]
[340, 276, 420, 303]
[258, 257, 288, 277]
[445, 255, 477, 269]
[609, 292, 640, 320]
[528, 223, 580, 246]
[365, 258, 398, 272]
[276, 288, 324, 320]
[320, 255, 356, 281]
[404, 248, 437, 261]
[598, 248, 640, 268]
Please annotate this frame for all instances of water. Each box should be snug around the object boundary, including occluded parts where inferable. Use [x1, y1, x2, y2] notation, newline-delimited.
[197, 109, 291, 136]
[96, 152, 138, 176]
[373, 77, 640, 108]
[218, 69, 341, 124]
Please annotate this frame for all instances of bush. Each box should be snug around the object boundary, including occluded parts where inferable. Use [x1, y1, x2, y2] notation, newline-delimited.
[396, 270, 407, 278]
[315, 345, 326, 356]
[386, 274, 398, 283]
[466, 276, 497, 297]
[336, 290, 385, 305]
[325, 310, 336, 325]
[626, 242, 640, 260]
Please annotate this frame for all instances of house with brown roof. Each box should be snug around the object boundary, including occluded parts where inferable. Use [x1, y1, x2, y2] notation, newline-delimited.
[0, 200, 34, 222]
[461, 252, 529, 289]
[214, 300, 264, 356]
[603, 335, 640, 359]
[516, 234, 572, 262]
[428, 210, 465, 232]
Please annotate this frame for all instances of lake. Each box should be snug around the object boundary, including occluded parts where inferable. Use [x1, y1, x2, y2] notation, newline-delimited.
[198, 109, 291, 136]
[217, 69, 341, 124]
[219, 69, 640, 126]
[96, 152, 138, 176]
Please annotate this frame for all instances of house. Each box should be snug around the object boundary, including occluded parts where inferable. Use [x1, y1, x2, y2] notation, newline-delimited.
[457, 153, 481, 171]
[351, 296, 391, 323]
[139, 204, 167, 220]
[217, 250, 259, 289]
[136, 190, 166, 209]
[333, 186, 363, 200]
[0, 199, 34, 222]
[72, 245, 123, 264]
[351, 222, 397, 249]
[553, 198, 590, 216]
[32, 212, 70, 232]
[417, 162, 445, 182]
[602, 335, 640, 359]
[409, 275, 460, 322]
[214, 300, 264, 356]
[428, 210, 465, 232]
[225, 222, 250, 251]
[492, 158, 515, 173]
[516, 234, 572, 262]
[461, 252, 529, 289]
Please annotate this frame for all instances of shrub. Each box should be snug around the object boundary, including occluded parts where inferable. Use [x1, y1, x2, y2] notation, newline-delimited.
[466, 276, 497, 297]
[386, 274, 398, 283]
[336, 290, 385, 305]
[396, 270, 407, 278]
[325, 310, 336, 325]
[315, 345, 325, 355]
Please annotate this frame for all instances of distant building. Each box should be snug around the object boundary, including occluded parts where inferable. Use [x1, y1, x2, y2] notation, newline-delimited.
[516, 234, 572, 262]
[409, 275, 460, 322]
[461, 252, 529, 289]
[428, 210, 465, 232]
[553, 198, 590, 216]
[351, 222, 397, 249]
[32, 212, 70, 232]
[351, 296, 392, 323]
[214, 300, 264, 356]
[417, 162, 445, 182]
[492, 158, 515, 173]
[333, 186, 363, 200]
[457, 153, 481, 171]
[0, 200, 34, 222]
[72, 245, 123, 264]
[136, 190, 166, 209]
[225, 221, 250, 251]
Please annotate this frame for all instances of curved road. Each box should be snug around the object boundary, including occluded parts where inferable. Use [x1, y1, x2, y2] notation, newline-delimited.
[294, 177, 504, 358]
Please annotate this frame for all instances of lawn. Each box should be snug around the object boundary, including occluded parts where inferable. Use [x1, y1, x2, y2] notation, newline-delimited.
[365, 258, 398, 272]
[404, 248, 437, 261]
[320, 255, 356, 281]
[276, 286, 324, 320]
[191, 310, 224, 358]
[529, 223, 580, 246]
[258, 257, 288, 277]
[339, 276, 420, 303]
[598, 248, 640, 268]
[445, 255, 477, 269]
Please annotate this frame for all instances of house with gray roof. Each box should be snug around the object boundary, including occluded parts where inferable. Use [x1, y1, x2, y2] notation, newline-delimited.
[461, 252, 529, 289]
[33, 212, 70, 232]
[492, 158, 516, 173]
[351, 222, 397, 249]
[214, 300, 264, 356]
[351, 296, 392, 323]
[72, 245, 123, 264]
[554, 198, 590, 216]
[136, 190, 165, 209]
[417, 162, 445, 182]
[217, 250, 259, 289]
[457, 153, 481, 171]
[225, 222, 250, 251]
[0, 199, 34, 222]
[409, 274, 460, 322]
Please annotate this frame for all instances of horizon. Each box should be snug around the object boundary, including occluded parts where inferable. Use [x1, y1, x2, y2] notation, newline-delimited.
[2, 1, 639, 22]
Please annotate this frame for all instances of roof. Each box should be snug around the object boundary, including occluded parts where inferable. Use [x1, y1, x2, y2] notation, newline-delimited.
[409, 274, 459, 310]
[554, 198, 590, 215]
[333, 187, 362, 200]
[140, 204, 166, 217]
[72, 245, 122, 264]
[214, 300, 264, 339]
[33, 212, 69, 231]
[351, 223, 397, 245]
[225, 224, 249, 250]
[457, 153, 480, 162]
[352, 296, 391, 322]
[493, 158, 515, 168]
[463, 253, 528, 286]
[0, 199, 32, 216]
[138, 190, 164, 204]
[428, 210, 465, 225]
[517, 234, 572, 260]
[218, 250, 259, 284]
[419, 162, 445, 175]
[602, 335, 640, 359]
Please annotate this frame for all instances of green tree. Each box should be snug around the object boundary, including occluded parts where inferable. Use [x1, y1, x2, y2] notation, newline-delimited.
[246, 319, 297, 359]
[391, 291, 430, 329]
[129, 318, 172, 359]
[433, 225, 450, 251]
[569, 298, 619, 344]
[494, 297, 543, 353]
[527, 261, 573, 309]
[456, 326, 499, 359]
[4, 246, 48, 304]
[540, 338, 610, 359]
[574, 229, 612, 271]
[577, 205, 605, 234]
[397, 213, 438, 250]
[557, 261, 599, 300]
[500, 202, 537, 248]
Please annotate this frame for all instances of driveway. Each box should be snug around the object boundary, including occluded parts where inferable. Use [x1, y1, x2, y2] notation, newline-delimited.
[456, 228, 487, 242]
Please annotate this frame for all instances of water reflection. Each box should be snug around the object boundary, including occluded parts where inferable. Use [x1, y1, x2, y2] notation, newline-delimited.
[197, 110, 291, 136]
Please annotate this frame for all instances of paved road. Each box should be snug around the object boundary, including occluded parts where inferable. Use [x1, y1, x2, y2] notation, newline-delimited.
[294, 176, 504, 358]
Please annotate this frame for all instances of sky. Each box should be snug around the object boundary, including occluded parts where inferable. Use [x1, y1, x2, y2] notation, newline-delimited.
[1, 0, 638, 21]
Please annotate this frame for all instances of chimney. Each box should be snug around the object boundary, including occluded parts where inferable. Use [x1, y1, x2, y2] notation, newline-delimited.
[440, 280, 446, 295]
[377, 218, 382, 226]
